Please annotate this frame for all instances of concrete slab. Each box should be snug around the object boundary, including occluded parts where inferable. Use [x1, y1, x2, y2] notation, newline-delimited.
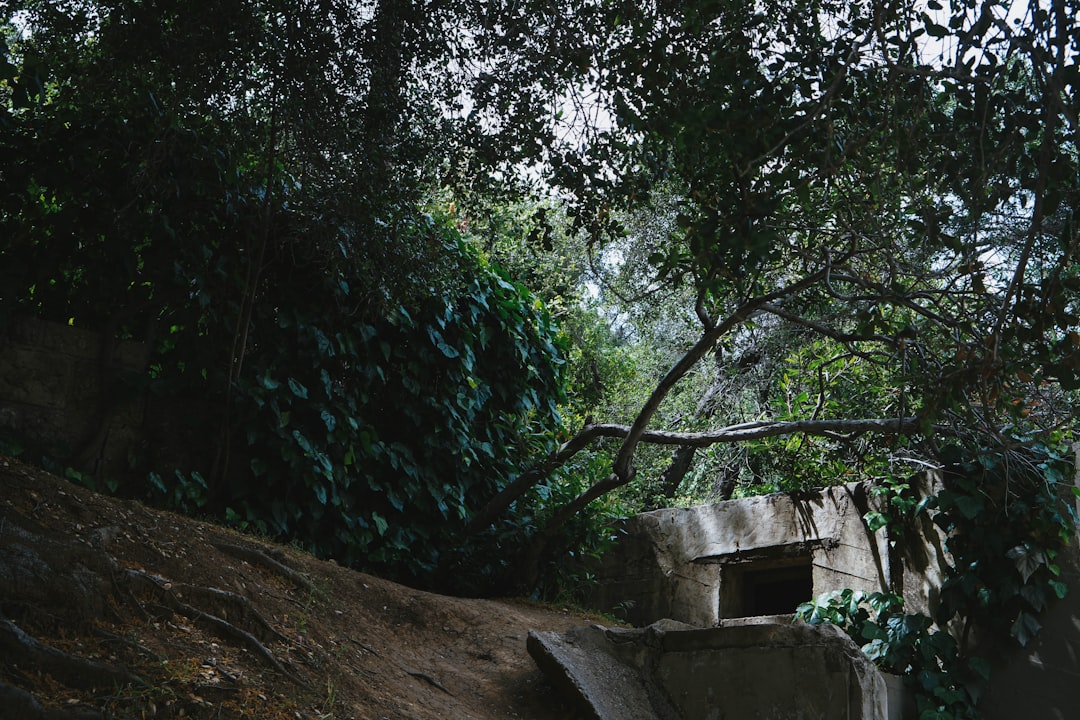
[527, 625, 661, 720]
[528, 620, 887, 720]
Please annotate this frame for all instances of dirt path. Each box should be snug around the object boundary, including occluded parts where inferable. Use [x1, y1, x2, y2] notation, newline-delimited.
[0, 456, 593, 719]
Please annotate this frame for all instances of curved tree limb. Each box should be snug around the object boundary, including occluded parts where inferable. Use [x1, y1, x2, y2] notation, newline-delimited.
[597, 417, 924, 446]
[610, 271, 828, 483]
[465, 422, 619, 533]
[468, 416, 926, 535]
[509, 415, 929, 591]
[469, 270, 849, 536]
[540, 418, 924, 530]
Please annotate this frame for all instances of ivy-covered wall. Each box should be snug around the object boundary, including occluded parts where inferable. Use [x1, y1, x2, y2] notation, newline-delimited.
[978, 445, 1080, 720]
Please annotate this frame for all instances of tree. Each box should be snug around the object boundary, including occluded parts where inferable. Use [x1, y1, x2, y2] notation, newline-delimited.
[461, 0, 1080, 588]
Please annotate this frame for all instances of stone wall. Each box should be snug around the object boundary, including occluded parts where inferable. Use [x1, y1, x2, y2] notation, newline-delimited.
[0, 316, 148, 478]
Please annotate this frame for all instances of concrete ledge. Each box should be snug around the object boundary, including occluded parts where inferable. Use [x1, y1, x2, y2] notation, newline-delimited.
[529, 620, 887, 720]
[527, 626, 658, 720]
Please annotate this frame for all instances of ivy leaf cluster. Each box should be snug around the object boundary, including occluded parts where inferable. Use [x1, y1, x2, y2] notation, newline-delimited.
[801, 436, 1077, 720]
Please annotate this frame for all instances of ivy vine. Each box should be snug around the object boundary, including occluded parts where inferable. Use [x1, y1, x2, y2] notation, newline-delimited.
[797, 435, 1077, 719]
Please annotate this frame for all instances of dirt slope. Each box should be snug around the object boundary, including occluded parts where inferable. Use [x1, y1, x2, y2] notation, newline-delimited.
[0, 455, 593, 719]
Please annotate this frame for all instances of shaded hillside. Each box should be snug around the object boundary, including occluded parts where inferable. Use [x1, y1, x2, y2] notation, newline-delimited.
[0, 456, 592, 719]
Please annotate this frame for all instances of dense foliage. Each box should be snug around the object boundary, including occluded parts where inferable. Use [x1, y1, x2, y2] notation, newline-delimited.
[457, 0, 1080, 590]
[0, 0, 571, 590]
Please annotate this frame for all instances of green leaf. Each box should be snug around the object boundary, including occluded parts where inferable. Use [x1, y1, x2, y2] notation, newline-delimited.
[863, 510, 889, 532]
[953, 493, 984, 520]
[427, 325, 460, 358]
[321, 409, 336, 432]
[1049, 579, 1068, 599]
[1006, 545, 1044, 583]
[293, 429, 313, 455]
[1019, 583, 1047, 612]
[288, 377, 309, 399]
[860, 622, 889, 641]
[372, 512, 389, 536]
[1010, 611, 1042, 647]
[967, 655, 992, 681]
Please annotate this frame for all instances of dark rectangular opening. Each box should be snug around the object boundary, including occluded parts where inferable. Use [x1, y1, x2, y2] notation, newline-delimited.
[740, 564, 813, 617]
[721, 557, 812, 621]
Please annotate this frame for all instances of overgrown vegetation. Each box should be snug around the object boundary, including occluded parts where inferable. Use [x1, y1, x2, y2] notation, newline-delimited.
[798, 437, 1077, 719]
[2, 4, 1080, 718]
[1, 0, 1077, 633]
[0, 0, 576, 591]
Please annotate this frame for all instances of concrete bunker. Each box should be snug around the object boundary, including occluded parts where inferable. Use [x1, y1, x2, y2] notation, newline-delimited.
[528, 620, 889, 720]
[581, 483, 919, 628]
[535, 472, 1080, 719]
[525, 484, 922, 719]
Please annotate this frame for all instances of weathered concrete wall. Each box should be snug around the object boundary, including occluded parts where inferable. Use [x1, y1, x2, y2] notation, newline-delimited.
[585, 483, 894, 627]
[979, 567, 1080, 720]
[657, 623, 887, 720]
[529, 620, 889, 720]
[580, 465, 1080, 720]
[0, 316, 148, 478]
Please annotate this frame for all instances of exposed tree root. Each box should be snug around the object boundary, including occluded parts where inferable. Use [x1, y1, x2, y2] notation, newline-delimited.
[120, 569, 308, 687]
[0, 679, 104, 720]
[171, 584, 291, 645]
[2, 474, 326, 714]
[404, 668, 453, 696]
[211, 541, 317, 594]
[0, 619, 142, 691]
[92, 627, 164, 663]
[346, 636, 381, 657]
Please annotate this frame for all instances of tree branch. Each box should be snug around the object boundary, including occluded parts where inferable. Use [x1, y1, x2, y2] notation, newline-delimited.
[573, 417, 923, 447]
[468, 415, 926, 534]
[465, 422, 621, 533]
[610, 270, 827, 482]
[759, 302, 896, 348]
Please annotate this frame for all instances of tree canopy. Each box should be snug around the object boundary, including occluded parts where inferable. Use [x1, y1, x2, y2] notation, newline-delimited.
[461, 0, 1080, 578]
[0, 0, 577, 591]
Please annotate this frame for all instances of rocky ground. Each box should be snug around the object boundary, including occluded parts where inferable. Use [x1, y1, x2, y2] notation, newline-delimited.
[0, 455, 598, 719]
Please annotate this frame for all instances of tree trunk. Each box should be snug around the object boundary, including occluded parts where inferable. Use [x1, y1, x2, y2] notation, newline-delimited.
[651, 445, 696, 509]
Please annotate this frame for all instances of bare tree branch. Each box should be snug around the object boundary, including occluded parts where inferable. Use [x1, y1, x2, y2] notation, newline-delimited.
[574, 417, 924, 446]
